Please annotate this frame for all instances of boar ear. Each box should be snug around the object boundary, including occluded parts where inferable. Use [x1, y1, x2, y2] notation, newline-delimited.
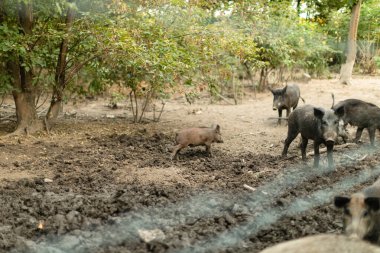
[214, 124, 220, 132]
[268, 87, 274, 94]
[365, 197, 380, 212]
[314, 107, 325, 119]
[281, 85, 288, 94]
[334, 196, 350, 208]
[334, 106, 345, 118]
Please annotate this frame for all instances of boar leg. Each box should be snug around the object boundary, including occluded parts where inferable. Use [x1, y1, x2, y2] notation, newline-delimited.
[171, 144, 183, 160]
[285, 108, 290, 126]
[278, 110, 282, 125]
[286, 108, 290, 119]
[282, 131, 299, 157]
[205, 143, 212, 157]
[300, 136, 308, 161]
[368, 127, 376, 146]
[326, 143, 335, 169]
[354, 127, 364, 143]
[313, 141, 321, 168]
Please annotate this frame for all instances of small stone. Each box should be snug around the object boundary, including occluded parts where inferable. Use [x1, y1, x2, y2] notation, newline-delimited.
[137, 229, 165, 243]
[44, 178, 53, 183]
[225, 213, 236, 225]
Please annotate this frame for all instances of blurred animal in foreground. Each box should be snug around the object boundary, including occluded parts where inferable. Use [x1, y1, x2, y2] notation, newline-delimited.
[259, 234, 380, 253]
[335, 177, 380, 243]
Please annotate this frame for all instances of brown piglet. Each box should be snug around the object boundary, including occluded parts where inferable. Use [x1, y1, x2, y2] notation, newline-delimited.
[171, 124, 223, 160]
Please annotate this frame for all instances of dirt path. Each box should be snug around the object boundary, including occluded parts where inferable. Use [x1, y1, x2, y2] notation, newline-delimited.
[1, 76, 380, 253]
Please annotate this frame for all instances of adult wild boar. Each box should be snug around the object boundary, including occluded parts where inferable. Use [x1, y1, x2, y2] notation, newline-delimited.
[269, 84, 305, 125]
[335, 177, 380, 243]
[282, 105, 344, 168]
[332, 98, 380, 146]
[259, 234, 380, 253]
[171, 124, 223, 160]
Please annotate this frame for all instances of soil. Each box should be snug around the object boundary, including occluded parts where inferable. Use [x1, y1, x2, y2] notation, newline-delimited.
[1, 76, 380, 253]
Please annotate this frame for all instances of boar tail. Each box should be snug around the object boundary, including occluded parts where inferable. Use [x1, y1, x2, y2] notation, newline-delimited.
[331, 93, 335, 109]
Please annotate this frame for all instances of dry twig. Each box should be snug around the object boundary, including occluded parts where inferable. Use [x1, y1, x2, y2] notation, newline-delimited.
[243, 184, 256, 192]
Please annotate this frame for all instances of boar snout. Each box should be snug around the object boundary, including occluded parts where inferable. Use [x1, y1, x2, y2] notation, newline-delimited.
[324, 131, 337, 145]
[216, 137, 224, 143]
[345, 220, 370, 240]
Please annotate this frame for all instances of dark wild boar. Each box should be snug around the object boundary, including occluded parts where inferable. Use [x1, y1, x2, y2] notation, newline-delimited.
[335, 178, 380, 243]
[259, 234, 380, 253]
[269, 84, 305, 125]
[282, 105, 344, 168]
[171, 124, 223, 160]
[332, 97, 380, 146]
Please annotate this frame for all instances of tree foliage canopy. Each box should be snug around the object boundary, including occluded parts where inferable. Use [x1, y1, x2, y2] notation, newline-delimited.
[0, 0, 378, 128]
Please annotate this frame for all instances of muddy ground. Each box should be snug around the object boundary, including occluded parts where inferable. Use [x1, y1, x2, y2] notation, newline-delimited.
[1, 76, 380, 253]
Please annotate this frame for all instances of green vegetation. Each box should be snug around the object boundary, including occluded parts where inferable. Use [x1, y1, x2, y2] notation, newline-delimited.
[0, 0, 379, 130]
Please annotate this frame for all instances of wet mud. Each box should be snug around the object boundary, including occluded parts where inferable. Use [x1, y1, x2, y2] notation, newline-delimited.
[1, 118, 380, 253]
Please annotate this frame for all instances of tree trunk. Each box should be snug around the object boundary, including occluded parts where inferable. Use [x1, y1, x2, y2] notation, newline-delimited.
[259, 68, 269, 91]
[12, 91, 43, 134]
[9, 1, 43, 134]
[7, 60, 42, 135]
[0, 1, 4, 22]
[46, 2, 75, 122]
[339, 0, 362, 85]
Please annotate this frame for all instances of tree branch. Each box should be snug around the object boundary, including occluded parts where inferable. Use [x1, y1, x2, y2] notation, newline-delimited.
[63, 52, 103, 87]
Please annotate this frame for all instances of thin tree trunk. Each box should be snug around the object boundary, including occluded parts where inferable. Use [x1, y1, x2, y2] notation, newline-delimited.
[154, 101, 165, 122]
[134, 90, 138, 123]
[129, 90, 139, 123]
[232, 70, 237, 105]
[46, 1, 75, 121]
[339, 0, 362, 85]
[243, 62, 256, 98]
[296, 0, 301, 16]
[259, 68, 265, 91]
[259, 68, 269, 91]
[129, 91, 136, 121]
[138, 90, 152, 123]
